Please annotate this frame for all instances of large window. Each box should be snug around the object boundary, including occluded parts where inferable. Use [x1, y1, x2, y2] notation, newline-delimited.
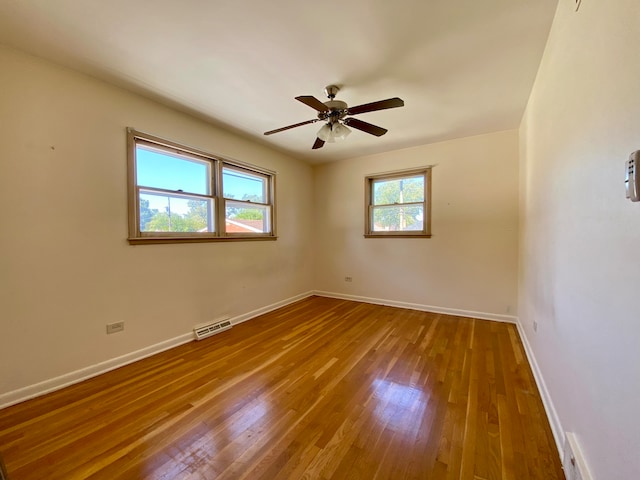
[365, 167, 431, 237]
[127, 129, 276, 243]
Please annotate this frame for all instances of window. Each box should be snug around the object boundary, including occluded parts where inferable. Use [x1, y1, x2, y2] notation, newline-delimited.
[365, 167, 431, 237]
[127, 129, 276, 243]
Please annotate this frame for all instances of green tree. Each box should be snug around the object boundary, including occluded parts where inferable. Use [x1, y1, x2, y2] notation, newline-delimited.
[139, 199, 159, 230]
[184, 200, 209, 227]
[235, 209, 263, 220]
[226, 194, 263, 220]
[145, 211, 191, 232]
[373, 177, 424, 231]
[145, 200, 210, 232]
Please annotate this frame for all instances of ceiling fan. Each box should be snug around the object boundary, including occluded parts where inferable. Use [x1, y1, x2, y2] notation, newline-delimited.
[264, 85, 404, 150]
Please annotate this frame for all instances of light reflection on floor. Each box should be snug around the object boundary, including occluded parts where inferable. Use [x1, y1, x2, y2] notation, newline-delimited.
[226, 397, 270, 439]
[371, 379, 428, 437]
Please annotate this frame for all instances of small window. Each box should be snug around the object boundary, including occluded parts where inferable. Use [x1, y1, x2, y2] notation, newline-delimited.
[127, 129, 276, 243]
[365, 167, 431, 237]
[222, 166, 271, 235]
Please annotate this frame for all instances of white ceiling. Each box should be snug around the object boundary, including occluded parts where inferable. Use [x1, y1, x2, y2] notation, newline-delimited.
[0, 0, 558, 164]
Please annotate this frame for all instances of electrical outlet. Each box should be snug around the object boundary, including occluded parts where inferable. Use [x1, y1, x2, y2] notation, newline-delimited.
[533, 321, 538, 332]
[106, 322, 124, 334]
[344, 276, 353, 283]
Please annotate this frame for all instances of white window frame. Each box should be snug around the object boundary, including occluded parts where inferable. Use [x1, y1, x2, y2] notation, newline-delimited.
[127, 128, 276, 244]
[364, 167, 432, 238]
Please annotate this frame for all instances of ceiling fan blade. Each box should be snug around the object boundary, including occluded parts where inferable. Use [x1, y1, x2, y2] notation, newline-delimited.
[312, 137, 325, 149]
[344, 117, 388, 137]
[347, 97, 404, 116]
[295, 96, 330, 112]
[264, 118, 319, 135]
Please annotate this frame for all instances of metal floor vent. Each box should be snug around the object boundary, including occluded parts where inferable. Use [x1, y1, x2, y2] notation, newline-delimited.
[194, 317, 232, 341]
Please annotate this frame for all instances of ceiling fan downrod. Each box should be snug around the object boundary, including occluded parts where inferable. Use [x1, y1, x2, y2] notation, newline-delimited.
[324, 84, 340, 100]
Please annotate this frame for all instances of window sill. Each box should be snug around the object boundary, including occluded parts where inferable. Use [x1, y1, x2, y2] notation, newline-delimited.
[128, 235, 278, 245]
[364, 234, 432, 239]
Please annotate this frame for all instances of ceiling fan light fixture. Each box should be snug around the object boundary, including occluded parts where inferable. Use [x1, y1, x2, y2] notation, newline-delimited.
[317, 122, 351, 143]
[332, 123, 351, 141]
[317, 123, 333, 142]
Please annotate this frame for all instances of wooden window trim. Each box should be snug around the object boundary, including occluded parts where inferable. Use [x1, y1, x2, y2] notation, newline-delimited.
[364, 167, 432, 238]
[127, 128, 277, 244]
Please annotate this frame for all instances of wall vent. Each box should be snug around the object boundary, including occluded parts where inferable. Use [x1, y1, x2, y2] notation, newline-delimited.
[563, 432, 592, 480]
[194, 317, 232, 341]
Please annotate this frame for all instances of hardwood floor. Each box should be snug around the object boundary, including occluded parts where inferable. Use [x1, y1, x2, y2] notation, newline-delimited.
[0, 296, 564, 479]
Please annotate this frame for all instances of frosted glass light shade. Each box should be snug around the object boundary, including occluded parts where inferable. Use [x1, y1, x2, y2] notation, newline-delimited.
[332, 123, 351, 141]
[317, 122, 351, 143]
[317, 124, 333, 142]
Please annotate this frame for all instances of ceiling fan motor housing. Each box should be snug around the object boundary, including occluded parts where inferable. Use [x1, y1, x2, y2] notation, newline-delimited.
[320, 100, 348, 123]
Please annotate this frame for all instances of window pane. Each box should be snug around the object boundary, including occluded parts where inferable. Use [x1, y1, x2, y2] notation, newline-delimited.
[372, 205, 424, 232]
[225, 200, 270, 233]
[373, 175, 424, 205]
[136, 145, 210, 195]
[140, 190, 214, 232]
[223, 167, 266, 203]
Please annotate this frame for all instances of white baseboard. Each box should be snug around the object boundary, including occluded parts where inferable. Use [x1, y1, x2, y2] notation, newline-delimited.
[515, 320, 564, 458]
[0, 333, 194, 410]
[313, 290, 518, 324]
[232, 291, 313, 325]
[0, 291, 314, 410]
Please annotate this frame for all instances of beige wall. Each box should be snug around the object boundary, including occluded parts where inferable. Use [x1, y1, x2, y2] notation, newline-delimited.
[0, 45, 522, 404]
[314, 130, 520, 318]
[11, 4, 639, 474]
[0, 46, 314, 398]
[519, 1, 640, 478]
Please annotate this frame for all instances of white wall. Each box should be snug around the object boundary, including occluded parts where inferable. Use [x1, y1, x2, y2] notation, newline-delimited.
[8, 3, 640, 474]
[314, 130, 520, 319]
[519, 1, 640, 478]
[0, 46, 314, 401]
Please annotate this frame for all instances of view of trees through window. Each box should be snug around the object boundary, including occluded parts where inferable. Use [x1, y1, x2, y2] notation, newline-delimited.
[372, 175, 425, 231]
[139, 194, 265, 233]
[135, 147, 268, 233]
[139, 197, 209, 232]
[128, 129, 276, 241]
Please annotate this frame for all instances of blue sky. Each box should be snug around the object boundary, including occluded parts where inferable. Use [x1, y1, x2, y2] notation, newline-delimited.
[136, 147, 265, 214]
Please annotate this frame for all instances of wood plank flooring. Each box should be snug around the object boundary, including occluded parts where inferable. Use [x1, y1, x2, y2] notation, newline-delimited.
[0, 296, 564, 479]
